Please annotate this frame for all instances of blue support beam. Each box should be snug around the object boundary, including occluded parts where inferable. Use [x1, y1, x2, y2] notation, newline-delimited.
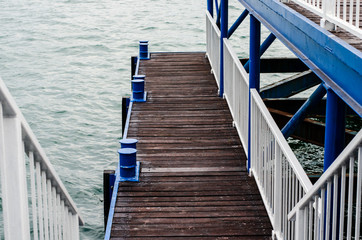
[248, 15, 261, 171]
[227, 10, 249, 38]
[324, 89, 346, 171]
[244, 33, 276, 72]
[219, 0, 228, 97]
[237, 0, 362, 116]
[260, 70, 321, 98]
[207, 0, 213, 17]
[281, 83, 326, 138]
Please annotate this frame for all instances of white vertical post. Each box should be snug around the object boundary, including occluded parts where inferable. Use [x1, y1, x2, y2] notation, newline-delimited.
[274, 144, 282, 237]
[321, 0, 337, 29]
[52, 188, 59, 240]
[42, 172, 49, 240]
[0, 105, 31, 240]
[48, 180, 54, 240]
[295, 209, 304, 239]
[36, 162, 45, 240]
[29, 151, 39, 240]
[355, 147, 362, 239]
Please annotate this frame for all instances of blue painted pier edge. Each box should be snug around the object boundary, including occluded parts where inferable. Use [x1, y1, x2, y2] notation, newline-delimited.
[104, 41, 149, 240]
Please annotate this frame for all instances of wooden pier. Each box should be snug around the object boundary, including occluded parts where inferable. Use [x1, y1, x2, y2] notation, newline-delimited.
[110, 52, 272, 239]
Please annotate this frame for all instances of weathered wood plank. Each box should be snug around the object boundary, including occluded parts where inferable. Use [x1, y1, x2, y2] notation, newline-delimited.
[110, 52, 272, 239]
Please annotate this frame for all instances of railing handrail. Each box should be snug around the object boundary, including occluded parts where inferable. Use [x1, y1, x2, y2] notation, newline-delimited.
[0, 77, 84, 225]
[206, 10, 221, 87]
[223, 39, 248, 85]
[222, 38, 249, 156]
[250, 89, 313, 192]
[291, 0, 362, 39]
[1, 75, 84, 239]
[288, 128, 362, 220]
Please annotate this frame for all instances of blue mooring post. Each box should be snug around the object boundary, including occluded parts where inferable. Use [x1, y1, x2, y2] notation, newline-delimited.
[132, 75, 147, 102]
[119, 138, 138, 149]
[324, 89, 346, 171]
[247, 15, 261, 172]
[139, 40, 149, 59]
[207, 0, 213, 17]
[118, 139, 140, 182]
[219, 0, 228, 98]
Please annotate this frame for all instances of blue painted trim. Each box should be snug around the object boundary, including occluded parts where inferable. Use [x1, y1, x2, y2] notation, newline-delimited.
[248, 15, 261, 172]
[227, 9, 249, 39]
[122, 101, 133, 139]
[281, 83, 326, 138]
[104, 162, 120, 240]
[219, 0, 228, 97]
[324, 89, 346, 171]
[237, 0, 362, 116]
[134, 57, 140, 76]
[244, 33, 276, 71]
[119, 161, 140, 182]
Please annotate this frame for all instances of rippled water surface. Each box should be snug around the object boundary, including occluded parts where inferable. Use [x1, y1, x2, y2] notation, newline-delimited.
[0, 0, 296, 239]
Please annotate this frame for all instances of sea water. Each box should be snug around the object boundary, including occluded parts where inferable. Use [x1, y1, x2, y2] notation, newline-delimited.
[0, 0, 316, 239]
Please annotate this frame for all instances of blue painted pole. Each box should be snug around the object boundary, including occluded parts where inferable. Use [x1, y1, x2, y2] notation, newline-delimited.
[207, 0, 213, 17]
[244, 33, 276, 72]
[216, 2, 221, 28]
[227, 10, 249, 39]
[215, 0, 219, 14]
[324, 89, 346, 171]
[219, 0, 228, 98]
[247, 15, 261, 172]
[281, 84, 326, 138]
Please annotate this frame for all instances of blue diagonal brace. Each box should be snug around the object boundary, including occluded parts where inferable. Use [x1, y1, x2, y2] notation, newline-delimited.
[244, 33, 276, 71]
[216, 2, 221, 27]
[215, 0, 219, 15]
[281, 83, 327, 138]
[227, 10, 249, 38]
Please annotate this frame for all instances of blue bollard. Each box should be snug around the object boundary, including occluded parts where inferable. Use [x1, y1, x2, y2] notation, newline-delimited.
[118, 148, 137, 178]
[132, 79, 144, 92]
[131, 75, 146, 102]
[139, 40, 149, 59]
[119, 138, 138, 149]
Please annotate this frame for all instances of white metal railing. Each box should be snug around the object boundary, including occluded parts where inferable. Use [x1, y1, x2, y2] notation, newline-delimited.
[0, 77, 84, 239]
[250, 89, 313, 239]
[206, 11, 221, 87]
[290, 0, 362, 38]
[289, 129, 362, 240]
[223, 38, 249, 156]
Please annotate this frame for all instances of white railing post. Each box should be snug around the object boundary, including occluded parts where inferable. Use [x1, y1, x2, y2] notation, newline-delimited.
[0, 108, 30, 240]
[273, 144, 282, 238]
[321, 0, 337, 30]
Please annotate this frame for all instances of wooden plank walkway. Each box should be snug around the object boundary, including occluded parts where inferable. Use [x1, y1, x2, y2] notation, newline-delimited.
[110, 52, 272, 239]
